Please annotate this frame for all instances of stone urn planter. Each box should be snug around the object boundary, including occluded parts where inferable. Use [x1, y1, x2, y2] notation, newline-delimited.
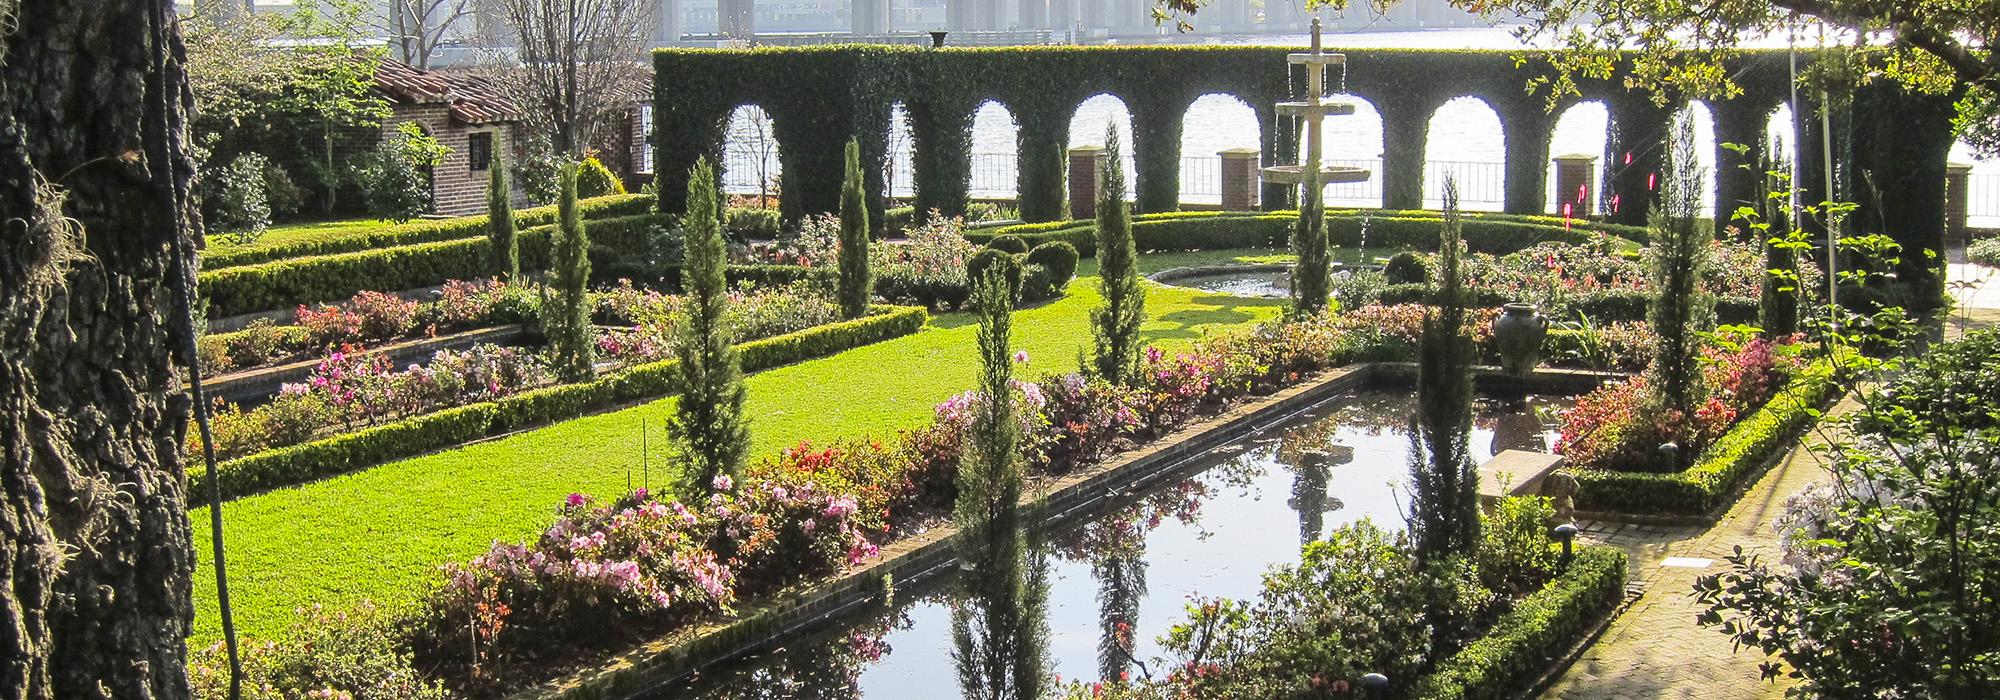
[1491, 302, 1548, 376]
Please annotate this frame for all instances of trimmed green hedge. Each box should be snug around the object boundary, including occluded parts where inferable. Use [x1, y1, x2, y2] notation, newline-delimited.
[1569, 357, 1843, 516]
[1412, 546, 1628, 699]
[200, 214, 664, 318]
[204, 195, 654, 269]
[968, 210, 1642, 259]
[1374, 284, 1759, 324]
[185, 305, 930, 506]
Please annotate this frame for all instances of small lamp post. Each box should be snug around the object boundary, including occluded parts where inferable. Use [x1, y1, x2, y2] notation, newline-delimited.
[1360, 672, 1389, 699]
[1658, 441, 1680, 469]
[929, 31, 948, 48]
[1553, 522, 1579, 567]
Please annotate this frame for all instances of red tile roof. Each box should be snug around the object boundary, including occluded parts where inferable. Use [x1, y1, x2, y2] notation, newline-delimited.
[374, 59, 522, 125]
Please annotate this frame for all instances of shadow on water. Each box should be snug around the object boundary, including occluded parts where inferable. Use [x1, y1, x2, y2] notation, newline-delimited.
[648, 389, 1567, 699]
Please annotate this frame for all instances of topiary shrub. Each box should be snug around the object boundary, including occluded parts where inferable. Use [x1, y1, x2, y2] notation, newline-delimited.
[985, 234, 1030, 255]
[1024, 241, 1078, 293]
[966, 248, 1023, 301]
[724, 207, 781, 240]
[1384, 250, 1429, 285]
[575, 156, 627, 198]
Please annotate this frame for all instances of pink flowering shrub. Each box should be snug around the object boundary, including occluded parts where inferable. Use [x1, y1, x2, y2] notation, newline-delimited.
[1037, 373, 1142, 473]
[594, 281, 836, 367]
[422, 278, 513, 330]
[712, 469, 885, 593]
[296, 303, 366, 347]
[417, 491, 735, 669]
[295, 291, 419, 346]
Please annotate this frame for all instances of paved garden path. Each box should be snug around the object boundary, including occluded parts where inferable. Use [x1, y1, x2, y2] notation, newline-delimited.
[1540, 394, 1859, 700]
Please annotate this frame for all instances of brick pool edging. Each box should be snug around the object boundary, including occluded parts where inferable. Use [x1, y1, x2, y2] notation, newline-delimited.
[510, 363, 1611, 700]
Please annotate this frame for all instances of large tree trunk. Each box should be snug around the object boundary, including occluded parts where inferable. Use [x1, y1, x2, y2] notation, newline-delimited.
[0, 1, 199, 699]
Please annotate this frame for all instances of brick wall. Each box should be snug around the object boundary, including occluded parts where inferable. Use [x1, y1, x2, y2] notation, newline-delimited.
[371, 106, 522, 217]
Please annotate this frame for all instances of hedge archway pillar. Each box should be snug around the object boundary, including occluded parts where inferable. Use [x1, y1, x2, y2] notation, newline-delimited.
[1016, 105, 1069, 222]
[771, 106, 854, 226]
[653, 102, 731, 214]
[1605, 97, 1671, 226]
[908, 98, 976, 220]
[1378, 100, 1431, 211]
[1849, 82, 1959, 308]
[853, 100, 893, 236]
[1499, 104, 1553, 215]
[1793, 95, 1831, 240]
[1711, 98, 1770, 235]
[1131, 97, 1186, 213]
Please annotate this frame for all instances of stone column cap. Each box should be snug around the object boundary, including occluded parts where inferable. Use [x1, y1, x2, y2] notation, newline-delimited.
[1553, 153, 1599, 163]
[1948, 162, 1975, 173]
[1218, 147, 1261, 158]
[1068, 144, 1106, 156]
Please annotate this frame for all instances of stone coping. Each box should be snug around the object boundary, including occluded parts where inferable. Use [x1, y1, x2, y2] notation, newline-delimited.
[509, 362, 1606, 700]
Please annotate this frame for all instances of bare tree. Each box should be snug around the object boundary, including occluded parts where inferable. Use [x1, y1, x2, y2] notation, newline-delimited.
[728, 104, 778, 207]
[490, 0, 655, 160]
[385, 0, 474, 69]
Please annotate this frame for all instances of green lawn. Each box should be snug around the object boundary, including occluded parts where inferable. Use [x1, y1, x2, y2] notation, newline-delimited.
[191, 257, 1288, 644]
[205, 217, 393, 253]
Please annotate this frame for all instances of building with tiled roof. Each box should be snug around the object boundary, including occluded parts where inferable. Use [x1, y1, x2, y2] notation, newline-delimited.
[362, 58, 525, 216]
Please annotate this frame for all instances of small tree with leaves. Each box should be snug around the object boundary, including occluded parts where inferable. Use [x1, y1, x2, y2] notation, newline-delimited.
[1648, 118, 1713, 466]
[356, 120, 447, 222]
[838, 138, 872, 319]
[487, 148, 519, 281]
[1091, 125, 1146, 384]
[542, 163, 594, 381]
[671, 158, 751, 502]
[1408, 178, 1478, 561]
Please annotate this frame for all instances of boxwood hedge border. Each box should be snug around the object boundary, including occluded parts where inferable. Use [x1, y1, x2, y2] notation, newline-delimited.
[1412, 546, 1629, 700]
[186, 305, 929, 507]
[203, 194, 655, 270]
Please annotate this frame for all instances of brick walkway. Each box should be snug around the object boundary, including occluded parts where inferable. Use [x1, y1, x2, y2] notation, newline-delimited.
[1539, 398, 1860, 699]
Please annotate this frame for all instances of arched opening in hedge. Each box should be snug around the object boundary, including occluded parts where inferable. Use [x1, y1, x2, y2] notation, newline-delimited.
[1423, 96, 1506, 211]
[885, 101, 916, 200]
[722, 104, 781, 205]
[1547, 100, 1609, 215]
[1670, 101, 1720, 215]
[971, 100, 1019, 199]
[1298, 93, 1385, 209]
[1069, 93, 1136, 200]
[1179, 93, 1261, 207]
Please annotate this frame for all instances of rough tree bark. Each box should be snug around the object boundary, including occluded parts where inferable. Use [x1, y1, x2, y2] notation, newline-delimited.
[0, 1, 199, 698]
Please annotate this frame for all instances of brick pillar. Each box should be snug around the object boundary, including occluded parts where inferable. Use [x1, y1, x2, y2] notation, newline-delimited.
[1219, 147, 1260, 211]
[1947, 162, 1973, 245]
[1069, 145, 1104, 219]
[1553, 153, 1597, 218]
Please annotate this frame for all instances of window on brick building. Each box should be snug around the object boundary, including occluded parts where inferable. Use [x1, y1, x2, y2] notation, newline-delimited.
[468, 131, 493, 171]
[640, 104, 654, 173]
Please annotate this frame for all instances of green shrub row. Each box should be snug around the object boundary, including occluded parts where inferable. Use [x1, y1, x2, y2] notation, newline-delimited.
[200, 214, 664, 318]
[969, 211, 1635, 259]
[184, 305, 930, 507]
[1569, 357, 1842, 516]
[204, 194, 654, 269]
[1412, 546, 1628, 700]
[1374, 284, 1760, 324]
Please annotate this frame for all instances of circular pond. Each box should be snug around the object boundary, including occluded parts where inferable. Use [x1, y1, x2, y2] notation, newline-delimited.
[1150, 264, 1294, 298]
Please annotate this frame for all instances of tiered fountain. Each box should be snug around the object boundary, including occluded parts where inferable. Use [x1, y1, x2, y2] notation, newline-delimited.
[1261, 18, 1373, 196]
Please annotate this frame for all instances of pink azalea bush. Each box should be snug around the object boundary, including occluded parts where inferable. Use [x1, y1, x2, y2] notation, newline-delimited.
[594, 281, 837, 367]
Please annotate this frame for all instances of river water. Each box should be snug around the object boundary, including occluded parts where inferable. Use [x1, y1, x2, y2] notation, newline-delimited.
[720, 27, 2000, 225]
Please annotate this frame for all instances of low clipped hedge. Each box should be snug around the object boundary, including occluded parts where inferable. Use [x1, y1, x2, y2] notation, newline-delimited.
[969, 210, 1643, 259]
[1412, 546, 1628, 699]
[185, 305, 930, 506]
[201, 214, 664, 318]
[204, 194, 654, 269]
[1375, 284, 1760, 324]
[1569, 357, 1843, 516]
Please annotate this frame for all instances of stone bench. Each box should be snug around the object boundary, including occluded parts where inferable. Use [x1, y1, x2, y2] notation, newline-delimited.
[1477, 449, 1567, 505]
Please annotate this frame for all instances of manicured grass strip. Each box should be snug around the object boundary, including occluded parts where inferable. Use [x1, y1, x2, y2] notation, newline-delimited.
[203, 194, 653, 269]
[1570, 356, 1843, 516]
[189, 271, 1286, 644]
[187, 306, 929, 507]
[1412, 546, 1629, 699]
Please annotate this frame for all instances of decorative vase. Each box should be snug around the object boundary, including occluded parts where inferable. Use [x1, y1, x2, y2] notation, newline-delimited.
[1491, 302, 1548, 376]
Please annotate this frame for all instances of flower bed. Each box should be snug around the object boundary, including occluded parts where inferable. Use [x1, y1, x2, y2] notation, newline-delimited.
[197, 279, 535, 376]
[185, 306, 931, 506]
[1566, 356, 1842, 516]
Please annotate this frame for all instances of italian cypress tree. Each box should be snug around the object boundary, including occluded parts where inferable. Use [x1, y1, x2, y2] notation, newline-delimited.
[543, 162, 593, 381]
[958, 266, 1022, 535]
[838, 137, 872, 319]
[671, 157, 751, 501]
[1757, 147, 1801, 337]
[1649, 118, 1713, 467]
[1292, 158, 1332, 316]
[1091, 125, 1146, 384]
[487, 148, 518, 281]
[1408, 178, 1479, 561]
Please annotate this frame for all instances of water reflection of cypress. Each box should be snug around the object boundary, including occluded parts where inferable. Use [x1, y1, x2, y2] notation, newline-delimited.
[1094, 548, 1147, 683]
[950, 512, 1052, 700]
[1277, 415, 1352, 544]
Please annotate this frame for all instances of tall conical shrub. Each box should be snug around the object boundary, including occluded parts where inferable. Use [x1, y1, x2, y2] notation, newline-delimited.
[1408, 177, 1478, 561]
[543, 163, 593, 381]
[838, 138, 872, 319]
[487, 149, 518, 281]
[1091, 125, 1145, 384]
[671, 157, 750, 501]
[1292, 158, 1331, 315]
[1649, 117, 1713, 466]
[1757, 148, 1800, 337]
